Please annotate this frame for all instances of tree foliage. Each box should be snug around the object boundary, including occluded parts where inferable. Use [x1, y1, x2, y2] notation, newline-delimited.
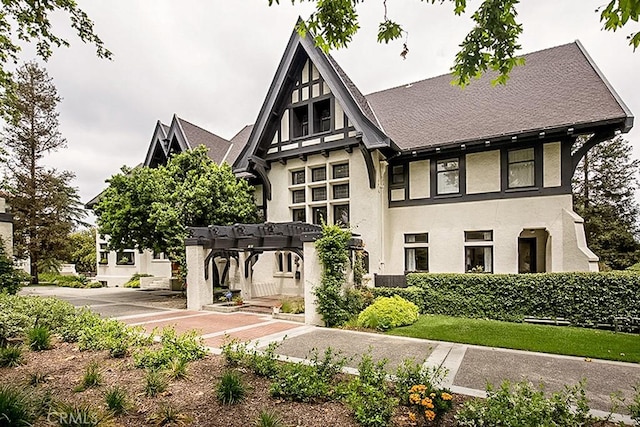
[572, 136, 640, 270]
[59, 228, 97, 274]
[269, 0, 640, 86]
[0, 62, 86, 283]
[0, 237, 24, 295]
[0, 0, 110, 92]
[95, 146, 258, 266]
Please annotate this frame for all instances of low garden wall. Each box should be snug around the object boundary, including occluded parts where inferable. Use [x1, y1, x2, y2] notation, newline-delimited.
[372, 272, 640, 328]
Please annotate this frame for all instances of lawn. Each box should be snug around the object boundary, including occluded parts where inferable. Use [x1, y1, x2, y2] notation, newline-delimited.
[387, 315, 640, 363]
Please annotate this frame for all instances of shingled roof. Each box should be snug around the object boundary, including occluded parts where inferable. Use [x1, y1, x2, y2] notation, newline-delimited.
[365, 41, 633, 151]
[176, 117, 232, 164]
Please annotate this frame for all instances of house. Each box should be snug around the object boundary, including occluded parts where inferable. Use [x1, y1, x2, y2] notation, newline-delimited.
[92, 23, 633, 298]
[0, 197, 13, 257]
[88, 114, 249, 287]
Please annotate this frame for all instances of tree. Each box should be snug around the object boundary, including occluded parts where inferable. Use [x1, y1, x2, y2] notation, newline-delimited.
[0, 236, 25, 294]
[0, 62, 86, 283]
[95, 146, 258, 272]
[0, 1, 110, 92]
[270, 0, 640, 86]
[60, 228, 97, 275]
[573, 136, 640, 270]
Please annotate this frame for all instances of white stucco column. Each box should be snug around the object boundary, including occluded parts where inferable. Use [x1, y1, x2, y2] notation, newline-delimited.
[186, 245, 212, 310]
[237, 251, 253, 300]
[303, 240, 324, 326]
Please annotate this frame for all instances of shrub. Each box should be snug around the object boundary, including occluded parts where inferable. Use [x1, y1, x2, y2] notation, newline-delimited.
[78, 317, 149, 357]
[216, 370, 246, 405]
[629, 384, 640, 425]
[39, 273, 88, 288]
[269, 362, 330, 402]
[167, 357, 189, 380]
[134, 327, 205, 370]
[123, 273, 152, 288]
[394, 359, 448, 405]
[0, 384, 35, 426]
[309, 347, 351, 381]
[27, 326, 52, 351]
[144, 370, 168, 397]
[220, 337, 281, 378]
[398, 272, 640, 328]
[406, 385, 454, 425]
[255, 410, 285, 427]
[76, 361, 102, 392]
[357, 296, 419, 331]
[455, 380, 592, 426]
[104, 386, 130, 415]
[280, 297, 304, 314]
[0, 239, 24, 295]
[0, 344, 24, 367]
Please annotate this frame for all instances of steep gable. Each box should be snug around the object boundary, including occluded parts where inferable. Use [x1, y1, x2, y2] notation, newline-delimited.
[143, 121, 170, 168]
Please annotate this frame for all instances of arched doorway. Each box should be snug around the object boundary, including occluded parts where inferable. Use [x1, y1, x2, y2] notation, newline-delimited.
[518, 229, 549, 273]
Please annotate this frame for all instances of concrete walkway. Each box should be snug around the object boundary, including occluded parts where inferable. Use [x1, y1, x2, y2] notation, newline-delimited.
[20, 286, 640, 423]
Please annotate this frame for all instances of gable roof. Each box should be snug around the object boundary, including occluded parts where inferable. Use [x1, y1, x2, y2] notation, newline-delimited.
[365, 41, 633, 152]
[234, 19, 392, 172]
[175, 116, 232, 164]
[226, 125, 253, 166]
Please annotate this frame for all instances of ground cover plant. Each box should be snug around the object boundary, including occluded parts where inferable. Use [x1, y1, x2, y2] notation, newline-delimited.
[123, 273, 153, 288]
[37, 272, 103, 288]
[388, 314, 640, 363]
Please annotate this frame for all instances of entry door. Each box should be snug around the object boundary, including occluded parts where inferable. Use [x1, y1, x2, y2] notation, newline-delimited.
[518, 238, 537, 273]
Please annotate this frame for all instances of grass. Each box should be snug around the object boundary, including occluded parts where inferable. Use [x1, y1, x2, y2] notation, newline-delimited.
[388, 314, 640, 363]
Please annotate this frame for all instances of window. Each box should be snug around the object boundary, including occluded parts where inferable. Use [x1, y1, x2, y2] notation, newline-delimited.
[508, 148, 535, 188]
[465, 230, 493, 273]
[292, 208, 306, 222]
[312, 206, 327, 225]
[333, 184, 349, 199]
[333, 163, 349, 179]
[436, 158, 460, 194]
[312, 166, 326, 182]
[99, 243, 108, 264]
[116, 251, 135, 266]
[333, 204, 349, 227]
[405, 233, 429, 272]
[292, 106, 309, 138]
[291, 170, 305, 185]
[405, 233, 429, 244]
[391, 165, 405, 185]
[312, 187, 327, 201]
[276, 252, 293, 274]
[292, 189, 305, 204]
[313, 99, 331, 133]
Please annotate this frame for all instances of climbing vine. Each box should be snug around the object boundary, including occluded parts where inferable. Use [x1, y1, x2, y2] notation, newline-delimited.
[314, 224, 352, 327]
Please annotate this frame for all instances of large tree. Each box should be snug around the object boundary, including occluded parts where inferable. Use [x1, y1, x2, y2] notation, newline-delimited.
[58, 228, 97, 275]
[573, 136, 640, 270]
[270, 0, 640, 86]
[95, 146, 258, 271]
[0, 1, 110, 93]
[1, 62, 86, 283]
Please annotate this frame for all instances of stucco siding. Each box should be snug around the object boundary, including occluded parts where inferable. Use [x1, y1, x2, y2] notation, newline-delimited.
[543, 142, 562, 187]
[466, 150, 501, 194]
[409, 160, 430, 199]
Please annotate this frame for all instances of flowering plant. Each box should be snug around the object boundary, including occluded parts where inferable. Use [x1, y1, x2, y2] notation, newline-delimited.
[407, 384, 453, 425]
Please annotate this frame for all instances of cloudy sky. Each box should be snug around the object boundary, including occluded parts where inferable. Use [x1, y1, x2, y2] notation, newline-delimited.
[19, 0, 640, 220]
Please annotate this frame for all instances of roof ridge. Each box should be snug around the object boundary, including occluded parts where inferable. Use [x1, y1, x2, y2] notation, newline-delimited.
[230, 124, 253, 141]
[364, 41, 579, 98]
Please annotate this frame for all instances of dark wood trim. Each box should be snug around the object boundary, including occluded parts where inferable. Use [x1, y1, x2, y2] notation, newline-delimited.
[500, 143, 543, 192]
[570, 130, 617, 175]
[249, 156, 272, 201]
[265, 137, 359, 163]
[359, 144, 376, 189]
[431, 155, 466, 197]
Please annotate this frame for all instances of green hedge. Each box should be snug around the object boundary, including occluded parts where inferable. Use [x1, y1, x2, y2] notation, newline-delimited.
[371, 272, 640, 327]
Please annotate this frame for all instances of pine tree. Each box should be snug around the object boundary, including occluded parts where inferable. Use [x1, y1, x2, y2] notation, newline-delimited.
[1, 62, 86, 283]
[573, 136, 640, 270]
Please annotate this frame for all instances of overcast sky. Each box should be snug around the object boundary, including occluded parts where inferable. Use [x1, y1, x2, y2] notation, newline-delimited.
[21, 0, 640, 220]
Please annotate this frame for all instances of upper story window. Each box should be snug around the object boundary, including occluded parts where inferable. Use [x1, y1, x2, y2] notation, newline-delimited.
[405, 233, 429, 243]
[292, 105, 308, 138]
[333, 163, 349, 179]
[436, 158, 460, 195]
[312, 187, 327, 201]
[391, 165, 405, 185]
[313, 99, 331, 133]
[508, 148, 535, 188]
[291, 170, 305, 185]
[311, 166, 326, 182]
[292, 189, 305, 204]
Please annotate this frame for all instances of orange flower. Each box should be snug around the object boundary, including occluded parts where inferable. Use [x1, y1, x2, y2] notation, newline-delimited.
[408, 412, 417, 423]
[409, 393, 421, 404]
[421, 397, 434, 409]
[441, 392, 453, 401]
[424, 410, 436, 421]
[430, 393, 436, 398]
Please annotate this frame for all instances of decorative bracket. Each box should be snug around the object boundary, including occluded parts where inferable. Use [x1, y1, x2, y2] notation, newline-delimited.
[359, 143, 376, 189]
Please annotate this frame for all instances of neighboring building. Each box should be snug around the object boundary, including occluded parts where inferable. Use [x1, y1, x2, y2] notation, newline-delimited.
[91, 24, 633, 295]
[0, 197, 13, 257]
[88, 114, 248, 287]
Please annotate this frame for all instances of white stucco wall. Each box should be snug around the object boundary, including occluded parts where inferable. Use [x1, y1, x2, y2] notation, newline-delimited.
[383, 194, 594, 274]
[0, 198, 13, 257]
[466, 150, 501, 194]
[543, 142, 562, 187]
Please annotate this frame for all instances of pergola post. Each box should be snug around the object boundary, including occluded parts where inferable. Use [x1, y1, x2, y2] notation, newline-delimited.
[238, 251, 253, 300]
[186, 244, 213, 310]
[302, 237, 324, 326]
